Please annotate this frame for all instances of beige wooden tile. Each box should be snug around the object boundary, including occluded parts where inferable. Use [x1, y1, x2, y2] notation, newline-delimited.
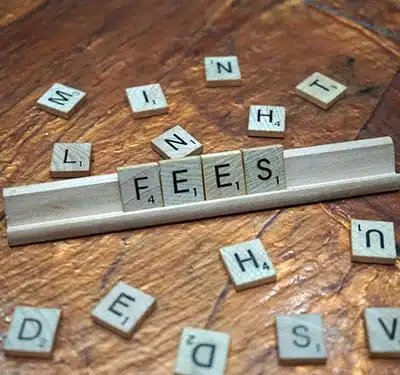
[152, 125, 202, 159]
[36, 83, 86, 119]
[204, 56, 241, 87]
[364, 307, 400, 358]
[175, 327, 230, 375]
[50, 143, 92, 178]
[275, 314, 327, 365]
[117, 162, 163, 212]
[91, 281, 156, 338]
[351, 219, 396, 264]
[242, 144, 286, 194]
[248, 105, 286, 138]
[202, 151, 246, 200]
[219, 239, 276, 291]
[126, 83, 168, 118]
[295, 72, 347, 109]
[4, 306, 62, 358]
[160, 156, 205, 206]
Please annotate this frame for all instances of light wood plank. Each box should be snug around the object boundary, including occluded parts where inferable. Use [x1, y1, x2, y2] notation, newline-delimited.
[3, 137, 399, 246]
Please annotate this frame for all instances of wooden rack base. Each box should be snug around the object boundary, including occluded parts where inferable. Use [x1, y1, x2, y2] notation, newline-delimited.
[3, 137, 399, 246]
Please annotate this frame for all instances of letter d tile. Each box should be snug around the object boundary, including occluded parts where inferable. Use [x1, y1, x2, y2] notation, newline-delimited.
[175, 327, 230, 375]
[4, 306, 62, 358]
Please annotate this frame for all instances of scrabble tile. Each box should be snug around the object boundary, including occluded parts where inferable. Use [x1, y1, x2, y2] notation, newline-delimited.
[204, 56, 241, 87]
[126, 83, 168, 118]
[351, 220, 396, 264]
[4, 306, 62, 358]
[364, 307, 400, 358]
[160, 156, 205, 206]
[175, 327, 230, 375]
[242, 145, 286, 194]
[295, 72, 347, 109]
[275, 314, 327, 365]
[219, 239, 276, 291]
[36, 83, 86, 119]
[117, 162, 163, 212]
[50, 143, 92, 178]
[248, 105, 286, 138]
[152, 125, 202, 159]
[92, 281, 156, 338]
[202, 151, 246, 200]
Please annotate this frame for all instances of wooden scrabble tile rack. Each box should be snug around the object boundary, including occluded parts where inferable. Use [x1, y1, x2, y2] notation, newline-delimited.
[3, 137, 399, 247]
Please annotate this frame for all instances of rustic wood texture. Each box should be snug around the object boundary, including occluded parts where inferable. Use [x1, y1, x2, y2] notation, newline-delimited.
[0, 0, 399, 374]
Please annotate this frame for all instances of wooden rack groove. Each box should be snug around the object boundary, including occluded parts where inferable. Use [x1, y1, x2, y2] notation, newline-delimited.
[3, 137, 399, 246]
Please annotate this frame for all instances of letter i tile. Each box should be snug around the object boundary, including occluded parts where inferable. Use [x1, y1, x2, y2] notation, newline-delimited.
[4, 306, 62, 358]
[175, 327, 231, 375]
[91, 281, 156, 338]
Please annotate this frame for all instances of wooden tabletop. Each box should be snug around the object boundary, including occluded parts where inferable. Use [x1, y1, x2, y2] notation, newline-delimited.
[0, 0, 399, 374]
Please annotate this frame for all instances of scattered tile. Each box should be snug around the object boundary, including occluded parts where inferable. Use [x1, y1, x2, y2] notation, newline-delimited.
[91, 281, 156, 338]
[152, 125, 202, 159]
[50, 142, 92, 178]
[126, 83, 168, 118]
[4, 306, 62, 358]
[295, 72, 347, 109]
[36, 83, 86, 119]
[175, 327, 230, 375]
[248, 105, 286, 138]
[364, 307, 400, 358]
[220, 239, 277, 291]
[204, 56, 241, 87]
[351, 219, 396, 264]
[275, 314, 327, 364]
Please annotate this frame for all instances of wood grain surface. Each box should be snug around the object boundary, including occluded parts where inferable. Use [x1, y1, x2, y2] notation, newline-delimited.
[0, 1, 399, 374]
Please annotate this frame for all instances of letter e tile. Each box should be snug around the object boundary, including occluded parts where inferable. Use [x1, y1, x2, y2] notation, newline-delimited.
[91, 281, 156, 338]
